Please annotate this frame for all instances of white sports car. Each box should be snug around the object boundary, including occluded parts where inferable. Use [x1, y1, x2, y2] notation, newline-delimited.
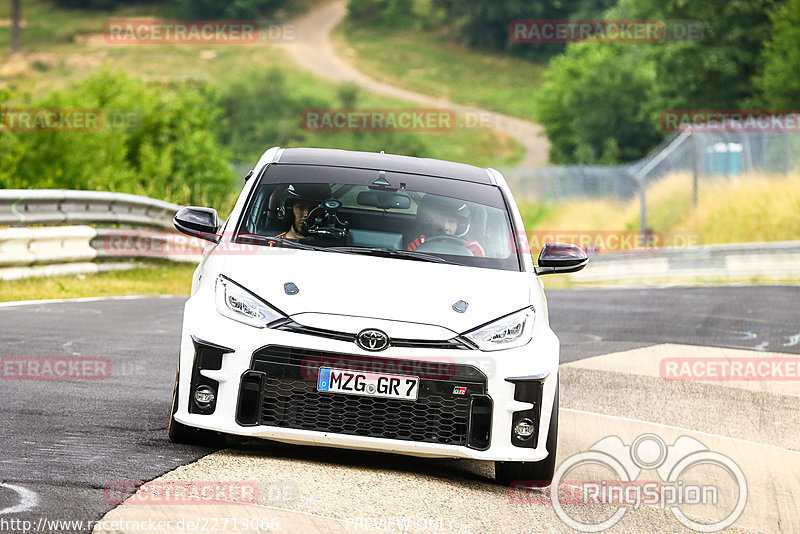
[169, 147, 587, 487]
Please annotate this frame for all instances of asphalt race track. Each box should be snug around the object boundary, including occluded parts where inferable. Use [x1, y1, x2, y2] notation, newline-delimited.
[1, 286, 798, 533]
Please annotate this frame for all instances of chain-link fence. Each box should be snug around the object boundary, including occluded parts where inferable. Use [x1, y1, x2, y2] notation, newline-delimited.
[502, 124, 800, 231]
[504, 129, 800, 203]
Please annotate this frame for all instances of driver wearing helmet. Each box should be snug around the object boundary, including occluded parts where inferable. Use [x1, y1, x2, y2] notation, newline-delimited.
[276, 183, 331, 240]
[407, 195, 486, 257]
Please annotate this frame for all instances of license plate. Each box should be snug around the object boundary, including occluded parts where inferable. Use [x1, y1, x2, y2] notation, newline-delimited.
[317, 367, 419, 401]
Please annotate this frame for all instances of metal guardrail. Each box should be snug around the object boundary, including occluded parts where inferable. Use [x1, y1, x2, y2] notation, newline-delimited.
[0, 189, 181, 230]
[0, 225, 205, 280]
[573, 241, 800, 283]
[0, 190, 202, 280]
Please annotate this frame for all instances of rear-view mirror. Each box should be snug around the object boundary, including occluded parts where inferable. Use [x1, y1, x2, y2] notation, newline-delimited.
[356, 191, 411, 210]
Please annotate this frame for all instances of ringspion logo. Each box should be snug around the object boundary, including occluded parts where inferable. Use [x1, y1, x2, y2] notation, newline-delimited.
[511, 434, 747, 532]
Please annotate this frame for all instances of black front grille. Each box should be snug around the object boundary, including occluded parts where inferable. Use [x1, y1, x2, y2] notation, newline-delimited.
[241, 345, 491, 448]
[260, 377, 470, 444]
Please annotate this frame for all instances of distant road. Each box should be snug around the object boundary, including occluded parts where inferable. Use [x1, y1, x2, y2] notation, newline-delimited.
[280, 0, 550, 168]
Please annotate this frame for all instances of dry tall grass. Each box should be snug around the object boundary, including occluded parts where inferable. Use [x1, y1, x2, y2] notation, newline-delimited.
[524, 172, 800, 245]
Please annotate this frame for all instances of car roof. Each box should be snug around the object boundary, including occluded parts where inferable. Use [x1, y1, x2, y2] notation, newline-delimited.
[274, 147, 494, 184]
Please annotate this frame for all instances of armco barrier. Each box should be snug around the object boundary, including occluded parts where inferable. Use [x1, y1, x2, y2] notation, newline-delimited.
[0, 190, 203, 280]
[0, 226, 204, 280]
[0, 189, 180, 230]
[572, 241, 800, 283]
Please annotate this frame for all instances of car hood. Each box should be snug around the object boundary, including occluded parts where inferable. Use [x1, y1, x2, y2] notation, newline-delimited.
[216, 248, 531, 334]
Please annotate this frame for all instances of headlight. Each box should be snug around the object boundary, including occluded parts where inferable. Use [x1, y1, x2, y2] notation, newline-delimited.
[215, 275, 285, 328]
[463, 307, 534, 351]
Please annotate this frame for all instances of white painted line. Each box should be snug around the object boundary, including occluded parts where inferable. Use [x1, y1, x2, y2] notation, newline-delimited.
[0, 483, 39, 515]
[0, 295, 185, 309]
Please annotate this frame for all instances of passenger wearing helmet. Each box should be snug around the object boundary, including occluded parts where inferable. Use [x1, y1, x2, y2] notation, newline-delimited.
[276, 183, 331, 240]
[407, 195, 486, 257]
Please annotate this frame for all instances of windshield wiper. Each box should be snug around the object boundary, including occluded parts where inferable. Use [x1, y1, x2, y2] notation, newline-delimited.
[236, 234, 321, 250]
[327, 246, 448, 264]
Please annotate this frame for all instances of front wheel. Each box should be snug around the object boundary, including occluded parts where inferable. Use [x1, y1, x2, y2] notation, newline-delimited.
[495, 381, 559, 488]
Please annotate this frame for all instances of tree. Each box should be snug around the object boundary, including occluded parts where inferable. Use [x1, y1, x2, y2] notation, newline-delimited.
[753, 0, 800, 107]
[422, 0, 616, 60]
[612, 0, 780, 110]
[535, 0, 784, 164]
[534, 43, 661, 164]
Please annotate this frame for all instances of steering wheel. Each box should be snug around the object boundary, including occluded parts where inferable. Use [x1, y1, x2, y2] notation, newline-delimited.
[416, 235, 474, 256]
[302, 199, 349, 239]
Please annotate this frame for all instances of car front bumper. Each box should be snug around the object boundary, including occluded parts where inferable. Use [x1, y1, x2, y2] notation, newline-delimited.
[174, 293, 560, 463]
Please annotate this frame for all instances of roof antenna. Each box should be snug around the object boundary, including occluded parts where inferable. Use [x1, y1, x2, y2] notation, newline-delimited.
[380, 150, 385, 155]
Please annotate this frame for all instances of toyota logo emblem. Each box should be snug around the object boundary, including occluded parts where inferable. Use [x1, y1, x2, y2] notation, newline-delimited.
[356, 329, 389, 351]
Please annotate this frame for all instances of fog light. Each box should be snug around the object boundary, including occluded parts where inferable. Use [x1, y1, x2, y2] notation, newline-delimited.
[514, 418, 535, 439]
[194, 385, 215, 407]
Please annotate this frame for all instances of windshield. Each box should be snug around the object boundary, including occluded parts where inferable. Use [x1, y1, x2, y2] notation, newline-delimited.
[235, 164, 521, 271]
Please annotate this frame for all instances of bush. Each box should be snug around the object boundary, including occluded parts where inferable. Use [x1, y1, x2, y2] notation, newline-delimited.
[6, 69, 237, 209]
[534, 43, 661, 164]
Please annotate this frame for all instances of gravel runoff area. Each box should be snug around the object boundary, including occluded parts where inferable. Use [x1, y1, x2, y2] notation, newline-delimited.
[96, 342, 796, 533]
[119, 442, 753, 534]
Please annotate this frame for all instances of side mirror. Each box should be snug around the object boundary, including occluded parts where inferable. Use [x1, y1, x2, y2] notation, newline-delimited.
[173, 206, 221, 244]
[535, 242, 588, 275]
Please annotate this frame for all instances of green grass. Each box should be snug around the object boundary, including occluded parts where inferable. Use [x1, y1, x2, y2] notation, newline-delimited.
[0, 1, 168, 51]
[332, 21, 547, 122]
[0, 262, 195, 302]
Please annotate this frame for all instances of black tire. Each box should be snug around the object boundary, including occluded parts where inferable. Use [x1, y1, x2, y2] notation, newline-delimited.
[495, 381, 559, 488]
[168, 374, 225, 446]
